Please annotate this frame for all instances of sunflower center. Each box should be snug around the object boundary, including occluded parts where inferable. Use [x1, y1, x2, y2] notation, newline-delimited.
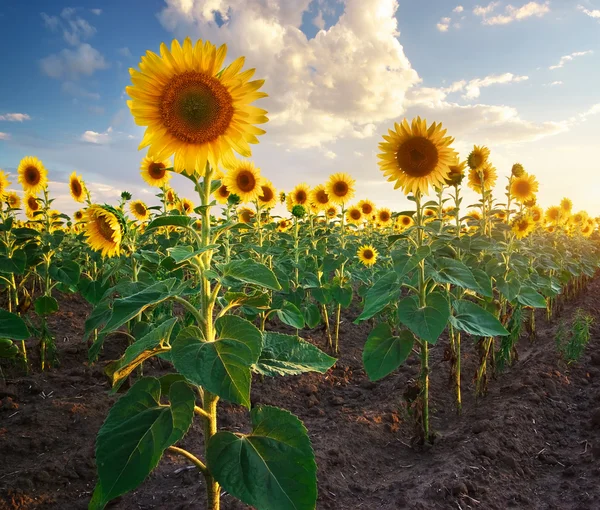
[361, 204, 373, 214]
[333, 181, 348, 197]
[396, 137, 439, 178]
[149, 162, 166, 179]
[25, 166, 41, 185]
[363, 249, 374, 260]
[350, 209, 361, 220]
[380, 212, 390, 222]
[160, 71, 234, 144]
[218, 185, 230, 198]
[28, 197, 39, 210]
[401, 216, 410, 225]
[316, 190, 329, 204]
[72, 180, 82, 196]
[134, 203, 146, 215]
[259, 186, 274, 203]
[532, 212, 541, 222]
[236, 170, 256, 193]
[295, 191, 307, 203]
[75, 211, 83, 220]
[514, 181, 530, 196]
[96, 215, 116, 242]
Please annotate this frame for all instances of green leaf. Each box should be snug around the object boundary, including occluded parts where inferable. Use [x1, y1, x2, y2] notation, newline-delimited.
[277, 301, 305, 329]
[78, 278, 110, 305]
[49, 260, 81, 287]
[207, 405, 317, 510]
[397, 292, 449, 344]
[355, 272, 399, 323]
[90, 378, 194, 510]
[223, 291, 270, 309]
[496, 275, 520, 302]
[516, 286, 547, 308]
[392, 246, 430, 278]
[434, 257, 480, 292]
[171, 315, 262, 407]
[34, 295, 59, 316]
[332, 284, 353, 308]
[363, 323, 414, 381]
[146, 215, 192, 230]
[0, 250, 27, 275]
[450, 300, 509, 337]
[167, 245, 219, 264]
[219, 259, 281, 291]
[0, 310, 30, 340]
[254, 331, 336, 376]
[471, 268, 493, 298]
[323, 254, 346, 274]
[310, 286, 332, 305]
[303, 303, 321, 329]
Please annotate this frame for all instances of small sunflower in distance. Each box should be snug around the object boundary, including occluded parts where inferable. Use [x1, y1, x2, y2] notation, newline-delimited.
[127, 38, 268, 175]
[545, 206, 562, 225]
[512, 215, 535, 239]
[378, 117, 457, 196]
[130, 200, 150, 221]
[276, 218, 292, 232]
[346, 205, 363, 225]
[237, 207, 255, 223]
[397, 214, 414, 230]
[510, 173, 539, 203]
[257, 180, 277, 209]
[468, 163, 497, 194]
[467, 145, 490, 171]
[377, 208, 393, 226]
[289, 183, 311, 207]
[309, 184, 330, 211]
[18, 156, 48, 195]
[357, 245, 378, 267]
[214, 183, 231, 205]
[178, 197, 195, 215]
[85, 205, 125, 257]
[74, 209, 85, 222]
[0, 170, 10, 198]
[69, 172, 87, 202]
[560, 197, 573, 215]
[325, 206, 338, 219]
[6, 191, 20, 209]
[141, 157, 172, 188]
[164, 187, 178, 209]
[25, 194, 40, 220]
[223, 161, 263, 203]
[358, 199, 376, 217]
[445, 158, 466, 186]
[529, 205, 543, 224]
[326, 173, 355, 205]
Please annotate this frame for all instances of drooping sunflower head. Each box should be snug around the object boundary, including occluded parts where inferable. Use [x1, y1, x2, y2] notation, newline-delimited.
[85, 205, 125, 258]
[130, 200, 150, 221]
[571, 211, 587, 224]
[397, 214, 414, 230]
[0, 170, 11, 198]
[237, 206, 255, 224]
[17, 156, 48, 195]
[325, 206, 338, 219]
[346, 205, 363, 225]
[357, 245, 378, 267]
[529, 205, 543, 224]
[127, 38, 268, 176]
[69, 171, 87, 202]
[468, 162, 497, 194]
[222, 160, 263, 203]
[378, 117, 457, 196]
[257, 180, 277, 209]
[467, 145, 490, 171]
[24, 194, 40, 220]
[357, 199, 376, 217]
[445, 158, 466, 186]
[213, 183, 231, 205]
[164, 187, 178, 207]
[545, 205, 562, 225]
[560, 197, 573, 214]
[511, 163, 525, 177]
[279, 191, 286, 204]
[309, 185, 330, 211]
[140, 156, 172, 188]
[580, 219, 594, 238]
[512, 215, 535, 239]
[6, 191, 20, 209]
[494, 210, 507, 222]
[178, 197, 195, 215]
[510, 173, 539, 203]
[467, 210, 482, 222]
[289, 183, 311, 207]
[74, 209, 85, 222]
[523, 197, 537, 208]
[377, 207, 393, 226]
[326, 172, 355, 205]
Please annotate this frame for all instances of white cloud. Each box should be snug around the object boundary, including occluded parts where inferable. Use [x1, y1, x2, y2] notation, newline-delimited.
[117, 47, 133, 58]
[474, 1, 550, 25]
[324, 150, 337, 159]
[549, 50, 593, 70]
[453, 5, 464, 13]
[40, 43, 108, 80]
[0, 113, 31, 122]
[41, 13, 60, 31]
[41, 8, 97, 46]
[577, 5, 600, 19]
[580, 103, 600, 118]
[90, 8, 102, 15]
[437, 17, 451, 31]
[0, 132, 10, 140]
[313, 10, 325, 29]
[61, 81, 101, 100]
[546, 80, 563, 86]
[81, 126, 113, 144]
[445, 72, 528, 99]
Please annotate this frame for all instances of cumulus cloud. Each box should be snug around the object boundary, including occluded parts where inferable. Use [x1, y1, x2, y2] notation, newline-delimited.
[453, 5, 464, 13]
[453, 73, 529, 99]
[40, 43, 108, 80]
[41, 8, 97, 46]
[0, 113, 31, 122]
[549, 50, 593, 70]
[577, 5, 600, 19]
[117, 47, 133, 58]
[313, 10, 325, 29]
[90, 8, 102, 15]
[546, 81, 563, 86]
[80, 126, 136, 144]
[474, 1, 550, 25]
[0, 132, 10, 140]
[437, 17, 451, 31]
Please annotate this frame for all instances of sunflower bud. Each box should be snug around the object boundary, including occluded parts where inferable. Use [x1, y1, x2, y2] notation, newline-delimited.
[511, 163, 525, 177]
[292, 205, 306, 218]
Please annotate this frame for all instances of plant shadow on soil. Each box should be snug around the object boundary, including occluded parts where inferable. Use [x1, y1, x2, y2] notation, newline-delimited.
[1, 280, 600, 510]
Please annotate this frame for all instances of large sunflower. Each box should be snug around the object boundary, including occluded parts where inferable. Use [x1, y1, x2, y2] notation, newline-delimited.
[24, 194, 40, 220]
[309, 184, 330, 211]
[378, 117, 457, 196]
[0, 170, 10, 198]
[85, 205, 124, 258]
[6, 191, 20, 209]
[377, 207, 393, 226]
[326, 173, 355, 205]
[140, 156, 172, 188]
[467, 145, 490, 171]
[69, 172, 87, 202]
[357, 245, 378, 267]
[468, 163, 497, 194]
[130, 200, 150, 221]
[17, 156, 48, 195]
[257, 180, 277, 209]
[512, 215, 534, 239]
[127, 38, 268, 175]
[289, 183, 311, 207]
[346, 206, 363, 225]
[222, 160, 263, 203]
[510, 173, 538, 203]
[214, 183, 231, 205]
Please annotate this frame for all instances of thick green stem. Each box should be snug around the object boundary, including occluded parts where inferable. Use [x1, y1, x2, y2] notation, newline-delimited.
[203, 391, 220, 510]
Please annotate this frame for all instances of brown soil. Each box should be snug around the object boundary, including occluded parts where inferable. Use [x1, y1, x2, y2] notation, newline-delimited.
[1, 280, 600, 510]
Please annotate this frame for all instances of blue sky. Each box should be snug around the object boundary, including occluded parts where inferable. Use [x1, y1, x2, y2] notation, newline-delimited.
[1, 0, 599, 215]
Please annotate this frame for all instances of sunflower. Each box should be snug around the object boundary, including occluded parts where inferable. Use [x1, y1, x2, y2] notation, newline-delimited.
[511, 163, 525, 177]
[512, 215, 534, 239]
[377, 207, 393, 226]
[560, 197, 573, 214]
[571, 211, 586, 225]
[85, 205, 124, 257]
[378, 117, 457, 196]
[69, 172, 87, 202]
[357, 199, 376, 217]
[326, 173, 355, 205]
[546, 224, 556, 234]
[223, 160, 263, 203]
[24, 194, 41, 220]
[510, 173, 538, 203]
[127, 38, 268, 175]
[74, 209, 85, 222]
[467, 145, 490, 171]
[0, 170, 10, 198]
[257, 180, 277, 209]
[289, 183, 311, 207]
[325, 206, 338, 219]
[468, 163, 497, 194]
[140, 156, 172, 188]
[522, 197, 536, 208]
[130, 200, 150, 221]
[346, 206, 363, 225]
[164, 187, 178, 208]
[529, 205, 543, 224]
[178, 197, 195, 215]
[396, 214, 414, 230]
[309, 185, 330, 211]
[6, 191, 20, 209]
[424, 208, 437, 222]
[581, 219, 594, 238]
[212, 183, 230, 205]
[357, 245, 378, 267]
[545, 206, 562, 225]
[467, 210, 482, 221]
[276, 218, 292, 232]
[17, 156, 48, 195]
[237, 207, 255, 223]
[445, 158, 466, 186]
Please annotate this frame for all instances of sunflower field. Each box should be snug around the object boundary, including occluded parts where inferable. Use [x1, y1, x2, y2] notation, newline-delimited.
[1, 38, 600, 510]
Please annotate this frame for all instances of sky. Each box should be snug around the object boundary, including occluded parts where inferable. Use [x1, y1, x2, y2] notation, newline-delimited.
[0, 0, 599, 217]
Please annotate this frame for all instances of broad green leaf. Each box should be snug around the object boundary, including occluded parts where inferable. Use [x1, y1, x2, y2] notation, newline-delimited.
[471, 268, 493, 298]
[49, 260, 81, 287]
[311, 286, 332, 305]
[363, 323, 414, 381]
[219, 259, 281, 291]
[397, 292, 449, 344]
[78, 278, 110, 305]
[34, 295, 59, 316]
[332, 285, 353, 308]
[254, 331, 336, 376]
[90, 378, 194, 510]
[323, 254, 346, 274]
[146, 215, 192, 230]
[207, 405, 317, 510]
[167, 245, 219, 264]
[223, 291, 270, 309]
[392, 246, 430, 278]
[277, 301, 305, 329]
[496, 275, 520, 302]
[303, 303, 321, 329]
[434, 257, 480, 292]
[0, 310, 30, 340]
[516, 286, 547, 308]
[0, 250, 26, 275]
[355, 272, 399, 323]
[171, 315, 262, 407]
[450, 299, 509, 337]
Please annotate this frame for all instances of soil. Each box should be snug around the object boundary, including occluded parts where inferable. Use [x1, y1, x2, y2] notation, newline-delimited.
[1, 278, 600, 510]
